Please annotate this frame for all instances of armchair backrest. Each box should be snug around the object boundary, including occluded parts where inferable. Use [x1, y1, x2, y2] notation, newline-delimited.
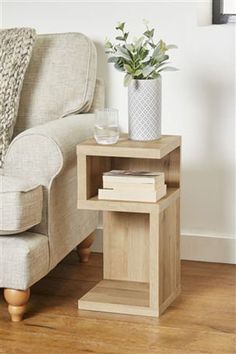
[14, 33, 98, 136]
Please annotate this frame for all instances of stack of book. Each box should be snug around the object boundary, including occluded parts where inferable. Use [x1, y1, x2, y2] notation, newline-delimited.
[98, 170, 167, 202]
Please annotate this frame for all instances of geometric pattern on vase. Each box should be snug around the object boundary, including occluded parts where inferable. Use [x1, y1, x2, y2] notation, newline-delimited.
[128, 77, 161, 141]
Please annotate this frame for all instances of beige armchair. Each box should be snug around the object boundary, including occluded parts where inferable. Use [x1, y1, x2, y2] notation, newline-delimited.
[0, 33, 104, 321]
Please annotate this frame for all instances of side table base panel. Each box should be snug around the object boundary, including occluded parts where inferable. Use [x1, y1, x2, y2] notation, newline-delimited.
[78, 279, 157, 317]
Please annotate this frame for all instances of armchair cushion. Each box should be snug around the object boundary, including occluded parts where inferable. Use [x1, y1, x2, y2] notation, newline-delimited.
[14, 33, 97, 135]
[0, 175, 43, 235]
[0, 232, 49, 289]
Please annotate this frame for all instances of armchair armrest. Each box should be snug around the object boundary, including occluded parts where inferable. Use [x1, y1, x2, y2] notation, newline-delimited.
[4, 113, 95, 181]
[4, 114, 98, 270]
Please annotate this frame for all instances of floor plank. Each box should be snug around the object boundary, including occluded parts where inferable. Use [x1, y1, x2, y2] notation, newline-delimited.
[0, 253, 235, 354]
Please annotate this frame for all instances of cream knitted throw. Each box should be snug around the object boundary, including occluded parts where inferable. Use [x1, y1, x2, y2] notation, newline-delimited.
[0, 28, 36, 167]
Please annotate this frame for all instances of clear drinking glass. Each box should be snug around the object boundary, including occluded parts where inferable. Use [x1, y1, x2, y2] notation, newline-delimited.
[94, 108, 119, 145]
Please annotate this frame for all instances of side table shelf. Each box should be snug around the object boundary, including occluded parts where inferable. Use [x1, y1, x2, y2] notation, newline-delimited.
[78, 187, 179, 213]
[77, 134, 181, 317]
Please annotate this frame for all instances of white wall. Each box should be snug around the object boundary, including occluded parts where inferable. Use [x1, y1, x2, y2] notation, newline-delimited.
[1, 1, 235, 262]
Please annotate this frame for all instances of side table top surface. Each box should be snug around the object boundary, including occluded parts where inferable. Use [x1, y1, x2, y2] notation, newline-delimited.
[77, 134, 181, 159]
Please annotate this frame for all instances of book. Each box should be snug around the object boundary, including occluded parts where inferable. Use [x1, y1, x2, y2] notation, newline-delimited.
[98, 184, 167, 203]
[103, 180, 163, 191]
[103, 170, 165, 185]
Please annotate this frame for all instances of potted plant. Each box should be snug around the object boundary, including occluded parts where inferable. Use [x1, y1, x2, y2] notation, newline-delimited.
[105, 20, 178, 141]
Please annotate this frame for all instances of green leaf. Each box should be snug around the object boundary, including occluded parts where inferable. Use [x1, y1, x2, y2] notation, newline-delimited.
[134, 36, 144, 50]
[140, 58, 151, 66]
[155, 61, 170, 69]
[159, 54, 169, 63]
[105, 50, 114, 55]
[149, 29, 154, 38]
[114, 62, 125, 72]
[104, 40, 113, 49]
[134, 69, 143, 77]
[158, 66, 178, 72]
[152, 45, 161, 58]
[116, 36, 125, 41]
[124, 73, 133, 86]
[143, 28, 154, 39]
[142, 65, 156, 78]
[124, 32, 129, 41]
[151, 72, 161, 79]
[166, 44, 178, 50]
[140, 47, 149, 60]
[124, 63, 133, 74]
[116, 22, 125, 31]
[107, 56, 118, 63]
[149, 42, 156, 49]
[155, 54, 169, 63]
[160, 40, 167, 52]
[126, 44, 134, 52]
[115, 46, 131, 61]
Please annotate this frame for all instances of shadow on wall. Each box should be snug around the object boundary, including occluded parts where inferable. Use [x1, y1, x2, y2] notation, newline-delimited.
[203, 77, 235, 166]
[182, 166, 235, 238]
[94, 41, 110, 107]
[182, 71, 235, 238]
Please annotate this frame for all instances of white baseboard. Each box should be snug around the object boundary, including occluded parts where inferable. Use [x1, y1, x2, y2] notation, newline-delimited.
[181, 234, 236, 264]
[92, 228, 236, 264]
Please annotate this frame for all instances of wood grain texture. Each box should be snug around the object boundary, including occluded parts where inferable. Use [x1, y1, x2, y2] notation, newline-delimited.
[78, 187, 180, 213]
[103, 212, 149, 282]
[77, 135, 181, 317]
[79, 279, 153, 316]
[86, 156, 111, 199]
[0, 252, 235, 354]
[77, 134, 181, 159]
[77, 154, 111, 201]
[78, 199, 180, 316]
[81, 197, 180, 317]
[159, 197, 181, 312]
[111, 148, 180, 188]
[3, 288, 30, 322]
[149, 211, 159, 312]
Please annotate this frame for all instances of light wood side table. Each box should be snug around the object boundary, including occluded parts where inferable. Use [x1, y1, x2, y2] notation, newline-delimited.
[76, 134, 181, 317]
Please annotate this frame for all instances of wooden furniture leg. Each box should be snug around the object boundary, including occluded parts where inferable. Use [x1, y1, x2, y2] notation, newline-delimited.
[77, 232, 95, 263]
[4, 288, 30, 322]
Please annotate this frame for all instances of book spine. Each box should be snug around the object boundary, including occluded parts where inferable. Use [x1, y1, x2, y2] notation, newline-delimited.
[98, 190, 157, 202]
[103, 174, 165, 185]
[98, 185, 166, 203]
[103, 181, 165, 191]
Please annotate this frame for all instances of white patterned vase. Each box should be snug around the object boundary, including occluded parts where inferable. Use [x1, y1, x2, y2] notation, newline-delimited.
[128, 78, 161, 141]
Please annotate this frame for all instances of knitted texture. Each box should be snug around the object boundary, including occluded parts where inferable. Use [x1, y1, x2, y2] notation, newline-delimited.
[0, 28, 36, 167]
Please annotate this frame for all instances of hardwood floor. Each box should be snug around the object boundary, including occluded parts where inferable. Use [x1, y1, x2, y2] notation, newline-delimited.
[0, 252, 235, 354]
